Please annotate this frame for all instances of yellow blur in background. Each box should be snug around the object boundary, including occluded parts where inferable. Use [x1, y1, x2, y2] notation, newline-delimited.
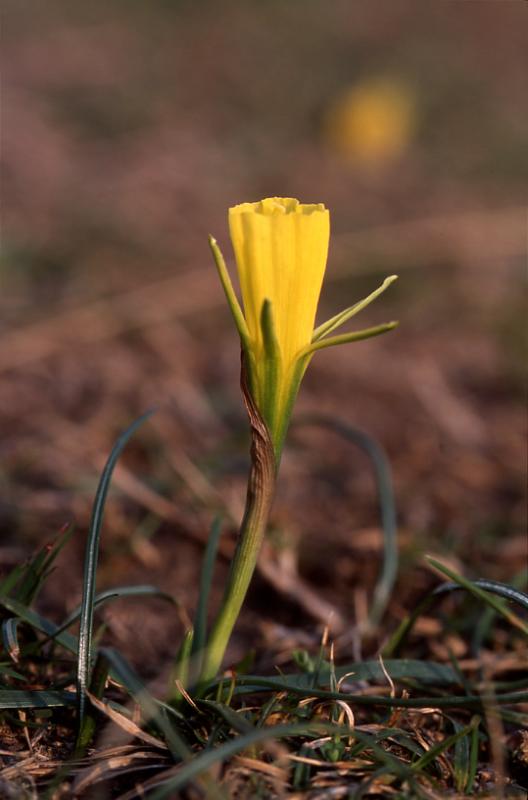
[324, 78, 416, 166]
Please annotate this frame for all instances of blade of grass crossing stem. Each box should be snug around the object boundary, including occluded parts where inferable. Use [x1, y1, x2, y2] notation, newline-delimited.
[27, 585, 177, 654]
[75, 651, 112, 754]
[76, 410, 154, 743]
[0, 690, 76, 709]
[216, 658, 460, 689]
[292, 742, 312, 790]
[452, 716, 480, 794]
[12, 596, 130, 657]
[453, 719, 470, 792]
[352, 765, 414, 800]
[434, 575, 528, 612]
[191, 517, 223, 674]
[2, 617, 21, 663]
[198, 698, 255, 734]
[345, 729, 412, 777]
[294, 415, 397, 627]
[0, 591, 190, 724]
[411, 716, 481, 773]
[147, 722, 359, 800]
[384, 575, 528, 657]
[171, 628, 194, 702]
[61, 585, 176, 633]
[466, 716, 480, 793]
[101, 647, 190, 761]
[427, 560, 528, 636]
[471, 571, 527, 653]
[205, 674, 528, 710]
[0, 594, 79, 653]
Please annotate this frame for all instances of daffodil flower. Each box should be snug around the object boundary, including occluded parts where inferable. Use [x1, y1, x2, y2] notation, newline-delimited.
[210, 196, 397, 459]
[198, 198, 397, 685]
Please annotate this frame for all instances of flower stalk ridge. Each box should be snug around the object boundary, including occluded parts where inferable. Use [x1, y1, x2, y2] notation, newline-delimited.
[199, 198, 397, 684]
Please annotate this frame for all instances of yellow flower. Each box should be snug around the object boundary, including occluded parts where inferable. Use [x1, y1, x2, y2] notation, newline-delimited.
[201, 198, 398, 685]
[325, 78, 416, 166]
[229, 198, 329, 414]
[210, 197, 397, 458]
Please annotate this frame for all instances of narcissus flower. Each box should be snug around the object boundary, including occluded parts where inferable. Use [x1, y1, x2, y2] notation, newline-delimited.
[229, 197, 329, 385]
[210, 197, 397, 459]
[325, 78, 416, 166]
[198, 199, 398, 684]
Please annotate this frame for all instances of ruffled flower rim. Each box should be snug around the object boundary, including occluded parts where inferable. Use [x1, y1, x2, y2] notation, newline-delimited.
[230, 197, 327, 216]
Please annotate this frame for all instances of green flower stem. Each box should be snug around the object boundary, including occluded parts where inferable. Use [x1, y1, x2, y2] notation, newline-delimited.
[198, 361, 277, 685]
[198, 311, 398, 685]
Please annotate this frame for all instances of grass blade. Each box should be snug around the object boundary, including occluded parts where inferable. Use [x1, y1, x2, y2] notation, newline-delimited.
[210, 674, 528, 710]
[0, 689, 76, 709]
[76, 410, 154, 741]
[2, 617, 21, 663]
[453, 717, 473, 792]
[198, 698, 255, 734]
[0, 563, 25, 597]
[171, 628, 194, 701]
[39, 524, 76, 582]
[427, 559, 528, 636]
[14, 544, 54, 605]
[101, 646, 190, 762]
[146, 721, 354, 800]
[191, 517, 223, 675]
[411, 715, 480, 773]
[471, 571, 527, 653]
[384, 571, 528, 657]
[295, 416, 398, 626]
[0, 594, 79, 653]
[6, 524, 76, 606]
[75, 651, 113, 754]
[0, 664, 25, 680]
[219, 659, 460, 690]
[433, 573, 528, 611]
[466, 716, 480, 793]
[60, 584, 177, 633]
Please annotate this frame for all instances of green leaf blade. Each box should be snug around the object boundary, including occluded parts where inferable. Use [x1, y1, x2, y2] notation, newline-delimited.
[76, 409, 155, 741]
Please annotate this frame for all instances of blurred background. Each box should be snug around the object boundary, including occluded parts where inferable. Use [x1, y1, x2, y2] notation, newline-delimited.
[1, 0, 526, 670]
